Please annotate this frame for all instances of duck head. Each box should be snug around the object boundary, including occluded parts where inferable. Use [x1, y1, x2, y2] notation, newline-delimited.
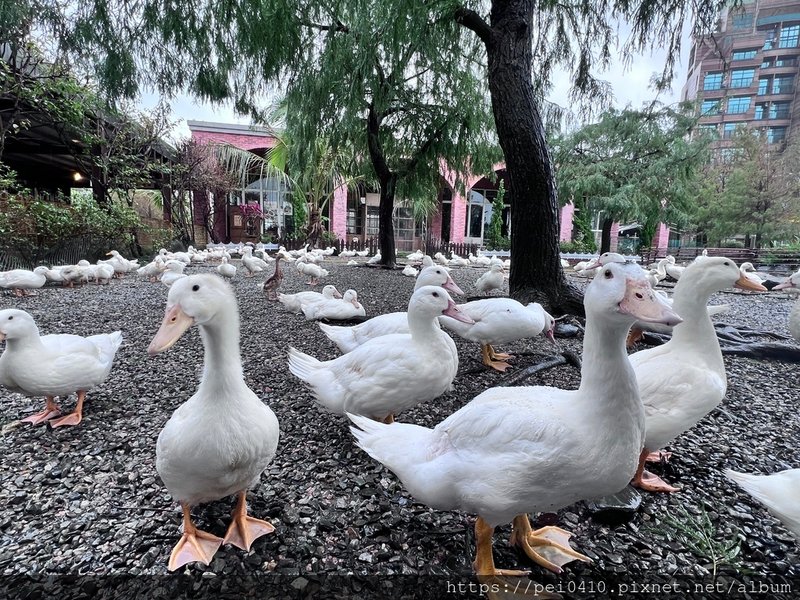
[585, 252, 626, 271]
[322, 285, 343, 299]
[416, 266, 464, 296]
[772, 269, 800, 291]
[587, 263, 682, 326]
[0, 309, 38, 342]
[688, 257, 767, 293]
[411, 286, 474, 324]
[343, 289, 361, 308]
[148, 274, 233, 355]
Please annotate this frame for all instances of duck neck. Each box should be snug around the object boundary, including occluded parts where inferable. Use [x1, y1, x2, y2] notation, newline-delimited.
[408, 310, 444, 345]
[197, 307, 247, 396]
[6, 329, 45, 353]
[669, 277, 723, 371]
[578, 312, 639, 409]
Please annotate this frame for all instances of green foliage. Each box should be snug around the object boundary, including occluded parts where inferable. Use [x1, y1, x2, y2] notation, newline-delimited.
[560, 240, 595, 254]
[658, 504, 743, 580]
[570, 204, 597, 253]
[552, 104, 709, 249]
[320, 231, 339, 247]
[693, 131, 800, 248]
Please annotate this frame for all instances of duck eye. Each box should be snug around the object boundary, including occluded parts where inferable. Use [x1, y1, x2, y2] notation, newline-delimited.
[192, 285, 200, 291]
[604, 270, 613, 279]
[432, 291, 439, 298]
[8, 316, 13, 320]
[724, 261, 730, 266]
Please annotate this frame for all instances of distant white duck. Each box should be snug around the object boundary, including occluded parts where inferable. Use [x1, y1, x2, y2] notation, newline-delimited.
[161, 260, 187, 287]
[105, 250, 139, 276]
[475, 263, 505, 294]
[421, 255, 435, 268]
[346, 260, 359, 266]
[648, 258, 670, 286]
[440, 299, 556, 371]
[148, 275, 279, 571]
[340, 249, 356, 258]
[318, 266, 464, 353]
[90, 263, 115, 285]
[726, 468, 800, 539]
[739, 262, 765, 285]
[693, 249, 709, 262]
[355, 249, 370, 257]
[664, 255, 686, 281]
[406, 250, 424, 263]
[348, 261, 681, 576]
[241, 247, 269, 277]
[630, 258, 767, 492]
[296, 261, 329, 286]
[402, 264, 418, 278]
[43, 267, 67, 286]
[302, 289, 366, 321]
[367, 252, 382, 265]
[289, 286, 472, 422]
[217, 256, 237, 279]
[138, 257, 166, 282]
[0, 267, 48, 296]
[434, 252, 450, 266]
[773, 269, 800, 342]
[0, 309, 122, 427]
[449, 254, 471, 268]
[278, 285, 342, 314]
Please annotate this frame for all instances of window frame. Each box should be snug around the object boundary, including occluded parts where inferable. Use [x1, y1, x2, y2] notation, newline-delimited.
[726, 96, 751, 115]
[703, 72, 723, 91]
[779, 24, 800, 48]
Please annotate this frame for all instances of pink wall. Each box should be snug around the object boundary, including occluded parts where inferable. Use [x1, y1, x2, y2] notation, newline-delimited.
[430, 199, 443, 239]
[331, 185, 348, 240]
[653, 222, 670, 251]
[559, 203, 575, 242]
[609, 222, 620, 252]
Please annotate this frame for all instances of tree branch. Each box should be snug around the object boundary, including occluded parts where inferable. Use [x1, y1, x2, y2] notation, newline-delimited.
[454, 7, 494, 46]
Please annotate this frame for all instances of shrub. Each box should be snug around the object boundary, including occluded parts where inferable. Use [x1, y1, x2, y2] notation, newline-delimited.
[720, 240, 745, 248]
[560, 240, 595, 253]
[321, 231, 339, 247]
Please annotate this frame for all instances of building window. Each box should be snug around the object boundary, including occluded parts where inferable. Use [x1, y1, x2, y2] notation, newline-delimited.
[773, 74, 794, 94]
[758, 77, 769, 95]
[732, 49, 757, 61]
[464, 187, 503, 241]
[761, 57, 774, 68]
[723, 123, 746, 139]
[779, 24, 800, 48]
[366, 206, 380, 235]
[776, 55, 798, 67]
[732, 13, 753, 30]
[730, 68, 755, 88]
[393, 207, 415, 249]
[727, 96, 751, 114]
[233, 173, 292, 235]
[696, 124, 718, 137]
[755, 103, 768, 119]
[701, 99, 721, 115]
[770, 101, 791, 119]
[703, 72, 723, 90]
[767, 126, 787, 143]
[346, 195, 363, 235]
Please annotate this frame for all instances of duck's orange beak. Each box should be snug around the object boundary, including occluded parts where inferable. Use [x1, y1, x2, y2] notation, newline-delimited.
[148, 305, 195, 355]
[734, 273, 767, 292]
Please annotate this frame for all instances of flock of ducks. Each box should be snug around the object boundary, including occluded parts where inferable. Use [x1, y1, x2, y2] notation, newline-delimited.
[1, 245, 799, 576]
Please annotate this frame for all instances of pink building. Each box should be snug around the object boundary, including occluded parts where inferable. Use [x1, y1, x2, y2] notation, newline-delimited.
[188, 120, 670, 252]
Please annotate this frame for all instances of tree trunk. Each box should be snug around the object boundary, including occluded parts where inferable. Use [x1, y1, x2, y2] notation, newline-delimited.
[212, 190, 228, 243]
[161, 184, 172, 225]
[600, 218, 614, 254]
[378, 174, 397, 268]
[478, 1, 582, 314]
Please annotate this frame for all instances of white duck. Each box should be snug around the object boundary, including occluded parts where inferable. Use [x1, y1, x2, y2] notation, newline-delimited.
[296, 261, 329, 285]
[289, 286, 471, 422]
[440, 300, 556, 371]
[278, 285, 342, 314]
[475, 263, 505, 294]
[90, 263, 115, 285]
[0, 267, 48, 296]
[161, 260, 187, 287]
[138, 257, 166, 282]
[739, 262, 765, 285]
[0, 309, 122, 426]
[664, 255, 686, 281]
[648, 258, 670, 286]
[421, 255, 435, 268]
[241, 247, 269, 277]
[148, 275, 279, 571]
[629, 258, 767, 492]
[367, 252, 382, 265]
[217, 256, 237, 279]
[348, 262, 681, 575]
[105, 250, 139, 276]
[773, 269, 800, 342]
[449, 253, 471, 268]
[318, 266, 464, 353]
[434, 252, 450, 266]
[302, 289, 366, 321]
[725, 468, 800, 539]
[402, 264, 418, 278]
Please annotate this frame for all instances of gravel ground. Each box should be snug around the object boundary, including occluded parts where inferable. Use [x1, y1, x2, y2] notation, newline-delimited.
[0, 258, 798, 599]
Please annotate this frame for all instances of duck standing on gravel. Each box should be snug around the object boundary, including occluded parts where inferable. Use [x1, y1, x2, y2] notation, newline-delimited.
[148, 274, 279, 571]
[262, 256, 284, 300]
[475, 263, 504, 295]
[772, 269, 800, 342]
[0, 309, 122, 426]
[349, 262, 681, 575]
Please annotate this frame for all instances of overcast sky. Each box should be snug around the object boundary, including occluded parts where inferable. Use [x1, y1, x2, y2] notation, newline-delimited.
[144, 24, 692, 142]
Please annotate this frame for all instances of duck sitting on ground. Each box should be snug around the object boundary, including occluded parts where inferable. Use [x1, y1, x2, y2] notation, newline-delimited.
[278, 285, 342, 314]
[725, 468, 800, 539]
[348, 261, 681, 575]
[148, 274, 279, 571]
[0, 267, 48, 296]
[216, 256, 237, 279]
[289, 286, 472, 423]
[302, 289, 366, 321]
[0, 309, 122, 427]
[475, 263, 505, 294]
[629, 258, 767, 493]
[318, 266, 463, 353]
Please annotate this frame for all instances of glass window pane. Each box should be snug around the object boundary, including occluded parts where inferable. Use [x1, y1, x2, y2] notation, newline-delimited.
[726, 96, 751, 114]
[732, 49, 757, 60]
[779, 25, 800, 48]
[701, 99, 721, 115]
[730, 68, 755, 88]
[703, 72, 723, 90]
[758, 78, 769, 95]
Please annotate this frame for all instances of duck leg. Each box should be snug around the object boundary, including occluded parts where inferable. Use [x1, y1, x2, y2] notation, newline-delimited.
[631, 448, 679, 493]
[473, 517, 530, 577]
[509, 514, 591, 574]
[49, 390, 85, 428]
[481, 344, 511, 372]
[223, 490, 275, 551]
[646, 450, 672, 463]
[21, 396, 61, 425]
[488, 345, 514, 361]
[168, 503, 223, 571]
[382, 414, 395, 424]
